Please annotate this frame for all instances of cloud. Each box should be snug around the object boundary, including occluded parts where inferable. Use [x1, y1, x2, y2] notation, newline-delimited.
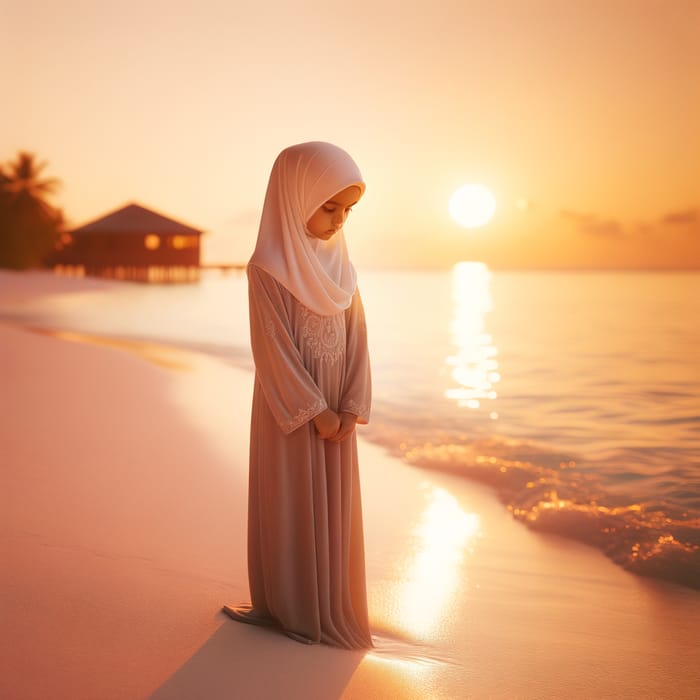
[562, 205, 700, 240]
[661, 208, 699, 226]
[561, 210, 625, 237]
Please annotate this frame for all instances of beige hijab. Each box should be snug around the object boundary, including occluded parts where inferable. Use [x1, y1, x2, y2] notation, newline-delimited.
[248, 141, 365, 316]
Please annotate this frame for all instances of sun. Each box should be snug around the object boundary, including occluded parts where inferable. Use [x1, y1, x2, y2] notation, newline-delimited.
[449, 184, 496, 228]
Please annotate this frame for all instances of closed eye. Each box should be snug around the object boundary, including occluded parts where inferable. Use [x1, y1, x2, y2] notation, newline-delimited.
[323, 205, 353, 216]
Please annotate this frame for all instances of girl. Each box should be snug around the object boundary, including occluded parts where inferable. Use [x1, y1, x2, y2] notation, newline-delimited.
[223, 141, 373, 649]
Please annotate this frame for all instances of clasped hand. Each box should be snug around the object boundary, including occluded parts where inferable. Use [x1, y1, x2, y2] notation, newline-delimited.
[313, 409, 357, 442]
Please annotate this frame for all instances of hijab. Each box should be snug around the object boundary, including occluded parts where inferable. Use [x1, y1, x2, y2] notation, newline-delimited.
[248, 141, 365, 316]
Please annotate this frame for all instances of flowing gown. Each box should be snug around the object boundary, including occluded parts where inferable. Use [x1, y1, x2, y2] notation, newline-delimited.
[231, 263, 372, 649]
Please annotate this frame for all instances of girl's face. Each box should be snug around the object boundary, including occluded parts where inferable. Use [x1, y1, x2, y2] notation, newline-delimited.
[306, 185, 362, 240]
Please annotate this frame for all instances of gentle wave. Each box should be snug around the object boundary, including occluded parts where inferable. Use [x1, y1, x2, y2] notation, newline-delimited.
[362, 417, 700, 592]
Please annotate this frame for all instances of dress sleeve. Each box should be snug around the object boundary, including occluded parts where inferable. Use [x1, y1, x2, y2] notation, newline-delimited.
[247, 264, 328, 434]
[340, 288, 372, 424]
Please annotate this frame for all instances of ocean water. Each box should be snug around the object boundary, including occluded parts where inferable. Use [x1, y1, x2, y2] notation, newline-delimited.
[4, 266, 699, 590]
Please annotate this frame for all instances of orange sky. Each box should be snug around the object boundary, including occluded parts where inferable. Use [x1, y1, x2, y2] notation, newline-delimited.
[3, 0, 699, 269]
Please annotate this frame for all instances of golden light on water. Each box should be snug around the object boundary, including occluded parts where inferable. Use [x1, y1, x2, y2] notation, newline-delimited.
[397, 486, 480, 640]
[445, 262, 500, 411]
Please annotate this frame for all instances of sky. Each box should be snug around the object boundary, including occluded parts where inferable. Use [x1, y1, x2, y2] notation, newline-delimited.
[2, 0, 699, 269]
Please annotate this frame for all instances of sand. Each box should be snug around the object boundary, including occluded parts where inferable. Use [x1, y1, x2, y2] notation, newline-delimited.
[2, 275, 700, 699]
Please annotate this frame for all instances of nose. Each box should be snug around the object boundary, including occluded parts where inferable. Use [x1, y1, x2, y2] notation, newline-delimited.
[332, 210, 346, 227]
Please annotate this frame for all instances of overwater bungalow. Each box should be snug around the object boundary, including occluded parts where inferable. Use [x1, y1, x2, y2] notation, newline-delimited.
[52, 202, 203, 282]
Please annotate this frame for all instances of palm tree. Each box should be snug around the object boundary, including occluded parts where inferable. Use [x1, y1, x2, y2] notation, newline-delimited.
[0, 151, 64, 269]
[2, 151, 60, 199]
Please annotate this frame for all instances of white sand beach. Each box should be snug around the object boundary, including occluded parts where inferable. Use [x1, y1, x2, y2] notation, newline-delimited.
[2, 274, 700, 699]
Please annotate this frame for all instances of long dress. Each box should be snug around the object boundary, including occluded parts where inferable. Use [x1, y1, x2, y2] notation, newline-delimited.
[237, 263, 372, 649]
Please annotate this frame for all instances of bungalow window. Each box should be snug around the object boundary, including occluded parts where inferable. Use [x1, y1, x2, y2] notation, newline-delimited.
[169, 235, 198, 249]
[144, 234, 160, 250]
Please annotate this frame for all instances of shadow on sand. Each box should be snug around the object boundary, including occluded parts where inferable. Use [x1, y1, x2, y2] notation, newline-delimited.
[149, 612, 364, 700]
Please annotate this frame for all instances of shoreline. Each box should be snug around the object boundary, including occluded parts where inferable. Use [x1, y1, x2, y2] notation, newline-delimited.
[5, 304, 699, 593]
[6, 315, 700, 593]
[3, 317, 700, 699]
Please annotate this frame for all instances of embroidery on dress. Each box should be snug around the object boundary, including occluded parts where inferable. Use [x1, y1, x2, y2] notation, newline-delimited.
[341, 398, 368, 418]
[285, 397, 327, 433]
[300, 306, 344, 363]
[263, 315, 276, 339]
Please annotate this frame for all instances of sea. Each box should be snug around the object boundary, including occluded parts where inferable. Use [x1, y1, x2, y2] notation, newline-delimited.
[4, 265, 699, 590]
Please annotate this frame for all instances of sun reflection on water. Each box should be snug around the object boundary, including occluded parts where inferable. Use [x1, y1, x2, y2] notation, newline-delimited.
[444, 261, 500, 412]
[397, 485, 480, 640]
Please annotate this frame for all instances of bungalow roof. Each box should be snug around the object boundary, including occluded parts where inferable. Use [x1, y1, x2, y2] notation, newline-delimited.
[71, 203, 203, 236]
